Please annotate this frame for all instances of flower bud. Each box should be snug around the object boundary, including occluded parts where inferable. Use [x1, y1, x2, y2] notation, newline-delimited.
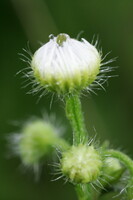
[31, 33, 101, 94]
[102, 157, 124, 185]
[60, 144, 102, 183]
[12, 119, 68, 167]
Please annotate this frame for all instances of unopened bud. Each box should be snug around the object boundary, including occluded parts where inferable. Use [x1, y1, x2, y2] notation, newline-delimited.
[60, 144, 102, 183]
[12, 119, 68, 167]
[31, 33, 101, 94]
[102, 157, 124, 185]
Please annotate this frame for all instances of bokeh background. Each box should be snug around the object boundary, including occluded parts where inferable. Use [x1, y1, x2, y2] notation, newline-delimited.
[0, 0, 133, 199]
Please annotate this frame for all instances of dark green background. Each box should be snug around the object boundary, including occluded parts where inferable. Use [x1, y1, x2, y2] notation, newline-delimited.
[0, 0, 133, 199]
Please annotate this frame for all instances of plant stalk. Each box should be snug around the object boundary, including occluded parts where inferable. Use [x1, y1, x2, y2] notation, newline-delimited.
[75, 184, 93, 200]
[65, 93, 87, 145]
[65, 93, 93, 200]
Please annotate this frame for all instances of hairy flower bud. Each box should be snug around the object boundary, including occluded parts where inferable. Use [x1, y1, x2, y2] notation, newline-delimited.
[60, 144, 102, 183]
[31, 33, 101, 94]
[11, 119, 68, 167]
[102, 157, 124, 184]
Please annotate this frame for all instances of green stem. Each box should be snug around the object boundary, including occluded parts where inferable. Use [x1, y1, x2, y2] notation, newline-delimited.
[105, 149, 133, 199]
[65, 93, 91, 200]
[75, 184, 93, 200]
[65, 93, 87, 145]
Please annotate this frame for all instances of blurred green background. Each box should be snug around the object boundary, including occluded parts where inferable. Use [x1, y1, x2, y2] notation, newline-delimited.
[0, 0, 133, 199]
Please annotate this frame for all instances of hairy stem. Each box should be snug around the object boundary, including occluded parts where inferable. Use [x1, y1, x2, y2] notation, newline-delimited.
[105, 149, 133, 199]
[65, 93, 92, 200]
[75, 184, 93, 200]
[65, 93, 87, 145]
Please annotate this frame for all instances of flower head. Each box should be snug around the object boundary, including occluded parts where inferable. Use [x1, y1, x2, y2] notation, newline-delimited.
[31, 33, 101, 94]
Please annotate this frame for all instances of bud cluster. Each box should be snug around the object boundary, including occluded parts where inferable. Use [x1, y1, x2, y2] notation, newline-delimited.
[8, 32, 131, 200]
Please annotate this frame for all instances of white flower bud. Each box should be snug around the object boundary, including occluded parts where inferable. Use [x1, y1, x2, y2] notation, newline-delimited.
[31, 33, 101, 94]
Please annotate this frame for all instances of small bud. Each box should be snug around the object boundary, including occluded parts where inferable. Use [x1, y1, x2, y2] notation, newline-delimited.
[102, 157, 124, 184]
[11, 119, 68, 167]
[31, 33, 101, 94]
[60, 144, 102, 183]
